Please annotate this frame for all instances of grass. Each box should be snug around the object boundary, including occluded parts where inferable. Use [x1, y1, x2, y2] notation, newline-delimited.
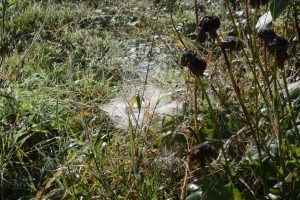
[0, 0, 300, 199]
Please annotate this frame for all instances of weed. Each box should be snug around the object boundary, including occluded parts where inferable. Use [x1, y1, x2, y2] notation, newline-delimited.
[0, 0, 300, 199]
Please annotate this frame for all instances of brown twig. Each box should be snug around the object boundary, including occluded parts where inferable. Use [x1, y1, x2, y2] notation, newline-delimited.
[180, 160, 190, 200]
[293, 3, 300, 40]
[195, 0, 199, 27]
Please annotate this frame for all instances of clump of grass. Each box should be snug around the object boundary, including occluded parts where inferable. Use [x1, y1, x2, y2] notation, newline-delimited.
[177, 0, 300, 199]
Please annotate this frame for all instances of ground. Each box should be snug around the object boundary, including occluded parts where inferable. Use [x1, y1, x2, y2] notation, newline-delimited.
[0, 0, 299, 199]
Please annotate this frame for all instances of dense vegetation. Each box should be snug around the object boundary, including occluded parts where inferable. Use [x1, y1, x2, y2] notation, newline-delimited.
[0, 0, 299, 199]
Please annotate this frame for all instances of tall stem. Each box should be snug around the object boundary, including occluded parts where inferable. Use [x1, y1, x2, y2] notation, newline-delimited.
[293, 3, 300, 41]
[170, 2, 187, 49]
[194, 0, 199, 27]
[194, 78, 200, 141]
[282, 71, 300, 141]
[271, 61, 287, 196]
[198, 77, 234, 183]
[215, 32, 266, 193]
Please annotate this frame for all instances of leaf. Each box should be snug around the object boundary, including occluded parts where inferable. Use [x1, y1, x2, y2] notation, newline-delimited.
[136, 94, 142, 112]
[128, 117, 136, 174]
[79, 108, 92, 117]
[270, 0, 291, 20]
[35, 168, 64, 200]
[187, 183, 200, 193]
[287, 80, 300, 100]
[186, 191, 203, 200]
[130, 94, 142, 112]
[130, 95, 137, 109]
[206, 184, 244, 200]
[255, 11, 273, 30]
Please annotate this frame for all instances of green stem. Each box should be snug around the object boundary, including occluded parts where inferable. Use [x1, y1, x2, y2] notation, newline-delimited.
[198, 77, 234, 183]
[194, 78, 200, 142]
[225, 0, 272, 108]
[216, 33, 266, 192]
[293, 3, 300, 41]
[223, 0, 238, 36]
[1, 0, 6, 41]
[170, 2, 187, 49]
[244, 4, 273, 102]
[272, 60, 287, 196]
[282, 71, 300, 141]
[194, 0, 199, 27]
[216, 34, 255, 135]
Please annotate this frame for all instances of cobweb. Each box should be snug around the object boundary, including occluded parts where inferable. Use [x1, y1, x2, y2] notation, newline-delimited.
[101, 38, 186, 129]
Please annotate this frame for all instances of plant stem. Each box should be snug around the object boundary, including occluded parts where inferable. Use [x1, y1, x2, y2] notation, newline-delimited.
[223, 0, 238, 35]
[282, 70, 300, 141]
[271, 60, 287, 197]
[198, 77, 234, 183]
[180, 160, 190, 200]
[215, 33, 267, 193]
[170, 2, 187, 49]
[224, 0, 272, 107]
[293, 3, 300, 41]
[216, 34, 255, 135]
[1, 0, 6, 41]
[194, 0, 199, 27]
[194, 78, 200, 141]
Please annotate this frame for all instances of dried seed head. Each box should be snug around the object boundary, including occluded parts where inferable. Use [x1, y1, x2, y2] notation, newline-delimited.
[198, 16, 221, 33]
[196, 30, 208, 44]
[220, 36, 245, 51]
[276, 53, 288, 69]
[257, 28, 276, 42]
[268, 36, 289, 69]
[189, 57, 207, 76]
[180, 51, 207, 76]
[189, 143, 217, 167]
[180, 50, 195, 67]
[268, 36, 289, 56]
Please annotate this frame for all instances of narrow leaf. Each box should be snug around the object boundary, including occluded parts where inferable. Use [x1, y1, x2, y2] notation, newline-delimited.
[130, 95, 137, 109]
[136, 94, 142, 112]
[270, 0, 290, 19]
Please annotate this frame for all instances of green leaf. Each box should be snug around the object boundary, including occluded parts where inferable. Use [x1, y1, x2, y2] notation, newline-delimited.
[270, 0, 291, 19]
[130, 95, 137, 109]
[206, 184, 244, 200]
[187, 183, 200, 193]
[129, 94, 142, 112]
[136, 94, 142, 112]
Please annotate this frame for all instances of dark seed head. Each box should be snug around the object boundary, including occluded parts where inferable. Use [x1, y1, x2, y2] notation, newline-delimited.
[220, 36, 245, 51]
[268, 36, 289, 56]
[189, 57, 207, 76]
[189, 143, 217, 167]
[180, 50, 196, 67]
[180, 51, 207, 76]
[257, 28, 277, 42]
[267, 36, 289, 69]
[199, 16, 221, 33]
[276, 53, 288, 69]
[196, 30, 208, 44]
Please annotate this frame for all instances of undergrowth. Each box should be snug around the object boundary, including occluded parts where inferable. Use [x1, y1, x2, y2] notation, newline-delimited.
[0, 0, 299, 199]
